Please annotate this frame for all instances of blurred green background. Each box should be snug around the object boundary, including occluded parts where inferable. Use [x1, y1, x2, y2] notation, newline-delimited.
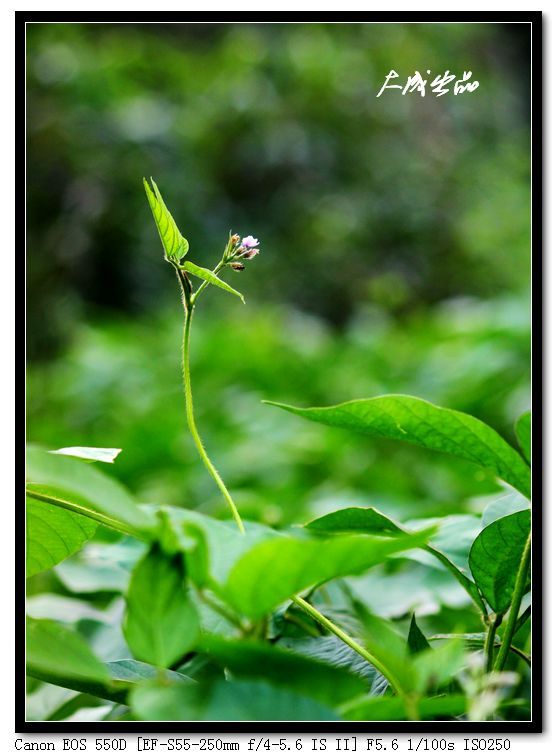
[27, 21, 531, 527]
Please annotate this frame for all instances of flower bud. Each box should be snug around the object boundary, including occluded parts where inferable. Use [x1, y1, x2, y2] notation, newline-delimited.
[230, 262, 245, 271]
[230, 233, 241, 245]
[240, 248, 259, 260]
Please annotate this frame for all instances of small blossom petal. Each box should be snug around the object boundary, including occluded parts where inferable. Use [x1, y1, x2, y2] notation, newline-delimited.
[241, 235, 259, 248]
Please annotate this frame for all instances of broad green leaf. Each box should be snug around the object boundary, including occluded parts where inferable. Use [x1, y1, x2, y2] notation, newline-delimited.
[181, 260, 245, 303]
[26, 446, 154, 536]
[469, 510, 531, 613]
[306, 508, 485, 615]
[153, 506, 280, 587]
[50, 446, 122, 463]
[357, 608, 414, 694]
[307, 507, 404, 536]
[224, 528, 434, 619]
[27, 617, 110, 690]
[277, 636, 384, 687]
[27, 619, 189, 705]
[106, 660, 192, 686]
[515, 411, 531, 464]
[27, 496, 97, 578]
[407, 614, 431, 655]
[341, 694, 467, 721]
[412, 639, 464, 693]
[265, 395, 531, 498]
[123, 544, 199, 668]
[143, 177, 189, 262]
[130, 678, 339, 721]
[201, 636, 366, 706]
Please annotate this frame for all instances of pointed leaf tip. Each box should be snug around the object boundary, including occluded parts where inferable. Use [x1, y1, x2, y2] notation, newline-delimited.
[143, 177, 189, 262]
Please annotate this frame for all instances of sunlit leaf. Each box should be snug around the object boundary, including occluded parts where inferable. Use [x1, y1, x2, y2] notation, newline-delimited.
[27, 617, 110, 690]
[50, 447, 122, 464]
[306, 508, 484, 614]
[143, 177, 189, 262]
[182, 261, 245, 303]
[265, 395, 531, 498]
[26, 446, 154, 536]
[27, 496, 97, 578]
[224, 528, 435, 619]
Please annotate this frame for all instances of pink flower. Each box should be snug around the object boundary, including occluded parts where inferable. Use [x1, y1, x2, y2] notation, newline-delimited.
[241, 235, 259, 248]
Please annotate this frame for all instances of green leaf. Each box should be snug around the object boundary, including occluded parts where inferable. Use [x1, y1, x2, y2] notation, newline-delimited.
[307, 507, 404, 536]
[515, 410, 531, 464]
[50, 447, 122, 463]
[153, 506, 279, 587]
[27, 496, 97, 578]
[265, 395, 531, 498]
[469, 510, 531, 613]
[357, 608, 414, 693]
[26, 446, 153, 536]
[123, 544, 200, 668]
[182, 261, 245, 303]
[341, 694, 467, 721]
[27, 620, 190, 705]
[143, 177, 189, 262]
[224, 528, 435, 619]
[106, 660, 192, 686]
[201, 636, 366, 706]
[277, 636, 383, 687]
[27, 617, 110, 690]
[407, 614, 431, 655]
[412, 639, 464, 693]
[306, 508, 485, 616]
[130, 678, 339, 721]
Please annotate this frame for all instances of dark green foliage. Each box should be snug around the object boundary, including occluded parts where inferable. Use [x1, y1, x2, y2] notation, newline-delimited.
[469, 510, 531, 613]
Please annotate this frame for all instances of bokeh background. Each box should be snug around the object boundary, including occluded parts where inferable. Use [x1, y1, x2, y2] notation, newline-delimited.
[27, 21, 531, 528]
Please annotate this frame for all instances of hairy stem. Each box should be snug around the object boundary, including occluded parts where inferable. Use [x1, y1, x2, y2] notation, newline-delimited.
[494, 532, 531, 671]
[292, 595, 419, 718]
[182, 304, 245, 534]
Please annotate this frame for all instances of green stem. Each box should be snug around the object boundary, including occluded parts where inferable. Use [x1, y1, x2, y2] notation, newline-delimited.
[514, 605, 531, 636]
[493, 532, 531, 671]
[292, 595, 418, 718]
[182, 304, 245, 534]
[483, 614, 502, 672]
[424, 544, 488, 620]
